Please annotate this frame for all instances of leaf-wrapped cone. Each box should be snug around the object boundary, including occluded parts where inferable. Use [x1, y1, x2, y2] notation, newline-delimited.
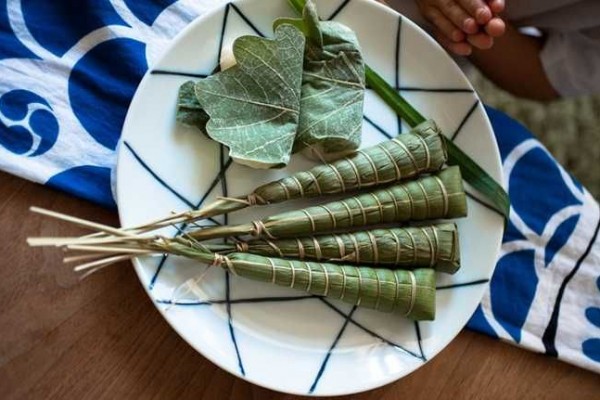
[190, 166, 466, 241]
[196, 120, 447, 219]
[181, 249, 436, 320]
[253, 119, 446, 201]
[216, 223, 460, 274]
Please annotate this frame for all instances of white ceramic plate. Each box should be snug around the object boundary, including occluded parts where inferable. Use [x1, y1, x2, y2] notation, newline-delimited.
[117, 0, 503, 396]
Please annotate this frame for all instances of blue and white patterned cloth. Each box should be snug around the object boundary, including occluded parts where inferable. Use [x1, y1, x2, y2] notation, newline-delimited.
[1, 0, 598, 373]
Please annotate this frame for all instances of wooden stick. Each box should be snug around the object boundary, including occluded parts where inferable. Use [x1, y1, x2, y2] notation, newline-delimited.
[66, 245, 154, 254]
[76, 211, 197, 243]
[29, 207, 137, 238]
[73, 254, 134, 272]
[28, 235, 148, 247]
[64, 253, 110, 264]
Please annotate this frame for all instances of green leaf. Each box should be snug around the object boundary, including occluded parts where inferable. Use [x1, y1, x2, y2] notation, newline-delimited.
[365, 66, 509, 217]
[287, 0, 509, 218]
[365, 66, 424, 127]
[176, 81, 209, 132]
[194, 24, 305, 168]
[277, 0, 365, 156]
[276, 1, 322, 48]
[288, 0, 306, 14]
[445, 139, 510, 216]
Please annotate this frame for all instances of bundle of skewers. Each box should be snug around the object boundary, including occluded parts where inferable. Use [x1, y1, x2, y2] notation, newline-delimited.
[28, 120, 467, 321]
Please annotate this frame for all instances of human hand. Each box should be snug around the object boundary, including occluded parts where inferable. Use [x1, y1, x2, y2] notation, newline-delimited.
[415, 0, 506, 55]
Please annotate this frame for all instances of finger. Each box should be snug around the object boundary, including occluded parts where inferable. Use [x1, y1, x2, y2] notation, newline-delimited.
[485, 17, 506, 37]
[424, 7, 466, 42]
[440, 1, 478, 34]
[434, 29, 473, 55]
[457, 0, 492, 24]
[466, 32, 494, 49]
[488, 0, 505, 14]
[447, 40, 473, 56]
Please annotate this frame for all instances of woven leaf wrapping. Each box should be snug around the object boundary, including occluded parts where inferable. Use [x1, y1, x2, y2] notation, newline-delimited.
[168, 245, 436, 320]
[190, 166, 466, 241]
[252, 119, 446, 203]
[212, 223, 459, 274]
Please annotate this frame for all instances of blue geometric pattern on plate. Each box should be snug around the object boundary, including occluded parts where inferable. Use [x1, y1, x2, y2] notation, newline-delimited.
[126, 2, 495, 392]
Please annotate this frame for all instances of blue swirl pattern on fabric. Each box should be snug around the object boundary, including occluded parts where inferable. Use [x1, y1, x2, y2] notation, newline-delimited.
[509, 147, 581, 235]
[0, 90, 59, 156]
[490, 249, 537, 343]
[582, 277, 600, 363]
[68, 38, 148, 150]
[0, 8, 38, 60]
[544, 215, 579, 266]
[468, 305, 498, 340]
[467, 108, 598, 373]
[124, 0, 178, 25]
[0, 90, 49, 120]
[22, 0, 128, 57]
[46, 166, 116, 208]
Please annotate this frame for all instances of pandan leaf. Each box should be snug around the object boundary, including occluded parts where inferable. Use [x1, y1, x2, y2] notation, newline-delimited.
[194, 24, 305, 168]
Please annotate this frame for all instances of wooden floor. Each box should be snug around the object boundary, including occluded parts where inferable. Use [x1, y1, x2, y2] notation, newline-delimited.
[0, 171, 598, 399]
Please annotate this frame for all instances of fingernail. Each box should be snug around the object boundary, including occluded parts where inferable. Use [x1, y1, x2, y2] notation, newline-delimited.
[476, 8, 491, 23]
[491, 0, 504, 12]
[463, 18, 476, 32]
[452, 30, 464, 42]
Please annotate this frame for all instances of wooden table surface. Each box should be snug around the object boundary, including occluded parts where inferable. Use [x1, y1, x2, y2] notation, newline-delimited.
[0, 170, 598, 399]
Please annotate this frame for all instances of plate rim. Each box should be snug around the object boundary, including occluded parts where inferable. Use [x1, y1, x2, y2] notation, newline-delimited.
[116, 0, 504, 395]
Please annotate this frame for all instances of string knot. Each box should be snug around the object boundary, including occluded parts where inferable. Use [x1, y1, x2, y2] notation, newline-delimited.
[211, 253, 235, 274]
[211, 253, 225, 267]
[244, 193, 259, 206]
[251, 221, 262, 237]
[251, 220, 275, 238]
[236, 242, 249, 252]
[246, 194, 257, 206]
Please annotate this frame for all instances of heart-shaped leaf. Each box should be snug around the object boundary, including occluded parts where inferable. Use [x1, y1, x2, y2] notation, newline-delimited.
[194, 24, 305, 168]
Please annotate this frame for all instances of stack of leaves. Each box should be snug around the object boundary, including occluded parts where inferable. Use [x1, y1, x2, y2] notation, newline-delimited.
[177, 0, 366, 168]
